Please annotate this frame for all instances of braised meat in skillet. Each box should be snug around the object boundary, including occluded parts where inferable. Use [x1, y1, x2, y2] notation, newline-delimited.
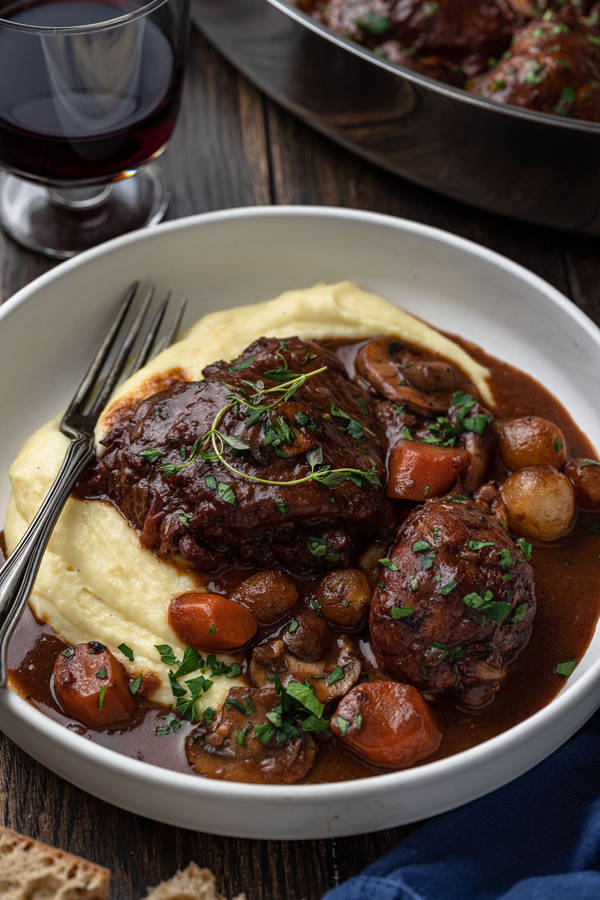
[472, 17, 600, 119]
[297, 0, 600, 121]
[316, 0, 522, 77]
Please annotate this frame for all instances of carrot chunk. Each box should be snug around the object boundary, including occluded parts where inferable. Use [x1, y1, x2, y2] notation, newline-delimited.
[386, 439, 470, 501]
[169, 591, 257, 651]
[330, 681, 442, 767]
[53, 642, 135, 727]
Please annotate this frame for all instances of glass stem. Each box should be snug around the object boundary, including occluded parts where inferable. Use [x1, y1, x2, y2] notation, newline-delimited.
[48, 184, 113, 210]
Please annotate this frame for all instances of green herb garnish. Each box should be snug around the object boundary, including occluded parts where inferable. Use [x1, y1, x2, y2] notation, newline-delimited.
[554, 659, 576, 678]
[118, 643, 134, 662]
[391, 605, 414, 619]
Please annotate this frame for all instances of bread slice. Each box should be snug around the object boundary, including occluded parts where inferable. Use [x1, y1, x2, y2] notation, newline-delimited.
[0, 826, 110, 899]
[142, 863, 246, 900]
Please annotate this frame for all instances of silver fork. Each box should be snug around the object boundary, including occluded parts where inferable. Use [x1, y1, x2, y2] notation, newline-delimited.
[0, 282, 186, 688]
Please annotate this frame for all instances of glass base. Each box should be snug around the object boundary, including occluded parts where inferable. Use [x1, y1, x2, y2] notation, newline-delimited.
[0, 162, 170, 259]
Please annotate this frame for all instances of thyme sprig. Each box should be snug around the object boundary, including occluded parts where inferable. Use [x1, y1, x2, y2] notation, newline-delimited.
[141, 365, 382, 490]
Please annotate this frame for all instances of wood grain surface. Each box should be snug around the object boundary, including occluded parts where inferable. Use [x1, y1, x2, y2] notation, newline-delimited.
[1, 25, 599, 900]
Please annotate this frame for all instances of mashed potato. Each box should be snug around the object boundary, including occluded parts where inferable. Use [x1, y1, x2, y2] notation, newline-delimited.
[5, 282, 492, 709]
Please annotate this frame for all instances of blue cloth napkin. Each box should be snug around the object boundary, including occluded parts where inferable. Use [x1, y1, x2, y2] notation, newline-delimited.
[323, 710, 600, 900]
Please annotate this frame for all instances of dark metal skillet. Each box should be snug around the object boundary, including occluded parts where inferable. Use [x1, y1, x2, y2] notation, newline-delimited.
[191, 0, 600, 235]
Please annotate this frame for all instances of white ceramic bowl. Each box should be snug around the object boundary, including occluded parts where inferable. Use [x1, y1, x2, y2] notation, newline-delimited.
[1, 207, 599, 839]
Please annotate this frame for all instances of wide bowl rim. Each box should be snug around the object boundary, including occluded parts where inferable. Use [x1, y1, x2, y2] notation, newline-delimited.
[2, 203, 600, 805]
[261, 0, 600, 135]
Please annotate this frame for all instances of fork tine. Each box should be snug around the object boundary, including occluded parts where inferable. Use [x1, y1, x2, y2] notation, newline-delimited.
[86, 288, 153, 420]
[159, 296, 187, 353]
[125, 290, 168, 377]
[62, 281, 139, 422]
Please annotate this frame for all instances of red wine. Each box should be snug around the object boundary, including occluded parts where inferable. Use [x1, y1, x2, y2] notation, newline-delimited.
[0, 1, 187, 181]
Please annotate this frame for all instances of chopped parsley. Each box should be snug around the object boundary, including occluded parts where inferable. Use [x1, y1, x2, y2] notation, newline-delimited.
[335, 716, 350, 737]
[469, 540, 495, 550]
[308, 536, 340, 564]
[355, 11, 391, 34]
[554, 659, 576, 678]
[236, 724, 252, 746]
[440, 581, 458, 596]
[330, 403, 372, 441]
[328, 666, 345, 685]
[129, 674, 143, 695]
[419, 552, 436, 572]
[296, 410, 317, 430]
[462, 590, 511, 622]
[118, 643, 134, 662]
[512, 602, 529, 623]
[210, 480, 237, 507]
[174, 646, 203, 679]
[423, 392, 492, 446]
[155, 644, 179, 666]
[285, 681, 323, 718]
[430, 641, 463, 665]
[138, 448, 166, 463]
[226, 694, 256, 715]
[516, 537, 533, 560]
[391, 605, 414, 619]
[155, 713, 181, 737]
[229, 356, 256, 371]
[498, 549, 514, 569]
[413, 540, 433, 553]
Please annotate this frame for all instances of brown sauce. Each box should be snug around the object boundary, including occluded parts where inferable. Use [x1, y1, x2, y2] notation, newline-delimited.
[7, 336, 600, 783]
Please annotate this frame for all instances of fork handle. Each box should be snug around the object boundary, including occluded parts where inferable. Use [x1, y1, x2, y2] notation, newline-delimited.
[0, 436, 95, 688]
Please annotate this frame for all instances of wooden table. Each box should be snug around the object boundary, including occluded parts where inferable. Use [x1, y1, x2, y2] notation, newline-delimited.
[1, 25, 600, 900]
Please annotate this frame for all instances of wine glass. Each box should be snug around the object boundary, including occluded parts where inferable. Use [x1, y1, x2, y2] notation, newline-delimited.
[0, 0, 190, 259]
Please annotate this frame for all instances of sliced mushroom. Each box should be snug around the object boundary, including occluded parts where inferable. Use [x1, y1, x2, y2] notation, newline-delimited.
[374, 400, 420, 448]
[289, 636, 362, 703]
[186, 685, 315, 784]
[450, 399, 498, 494]
[250, 639, 288, 687]
[473, 481, 508, 524]
[356, 338, 460, 415]
[250, 635, 362, 703]
[459, 651, 507, 710]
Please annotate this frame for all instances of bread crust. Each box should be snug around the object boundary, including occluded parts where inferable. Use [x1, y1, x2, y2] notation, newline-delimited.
[142, 862, 246, 900]
[0, 825, 110, 899]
